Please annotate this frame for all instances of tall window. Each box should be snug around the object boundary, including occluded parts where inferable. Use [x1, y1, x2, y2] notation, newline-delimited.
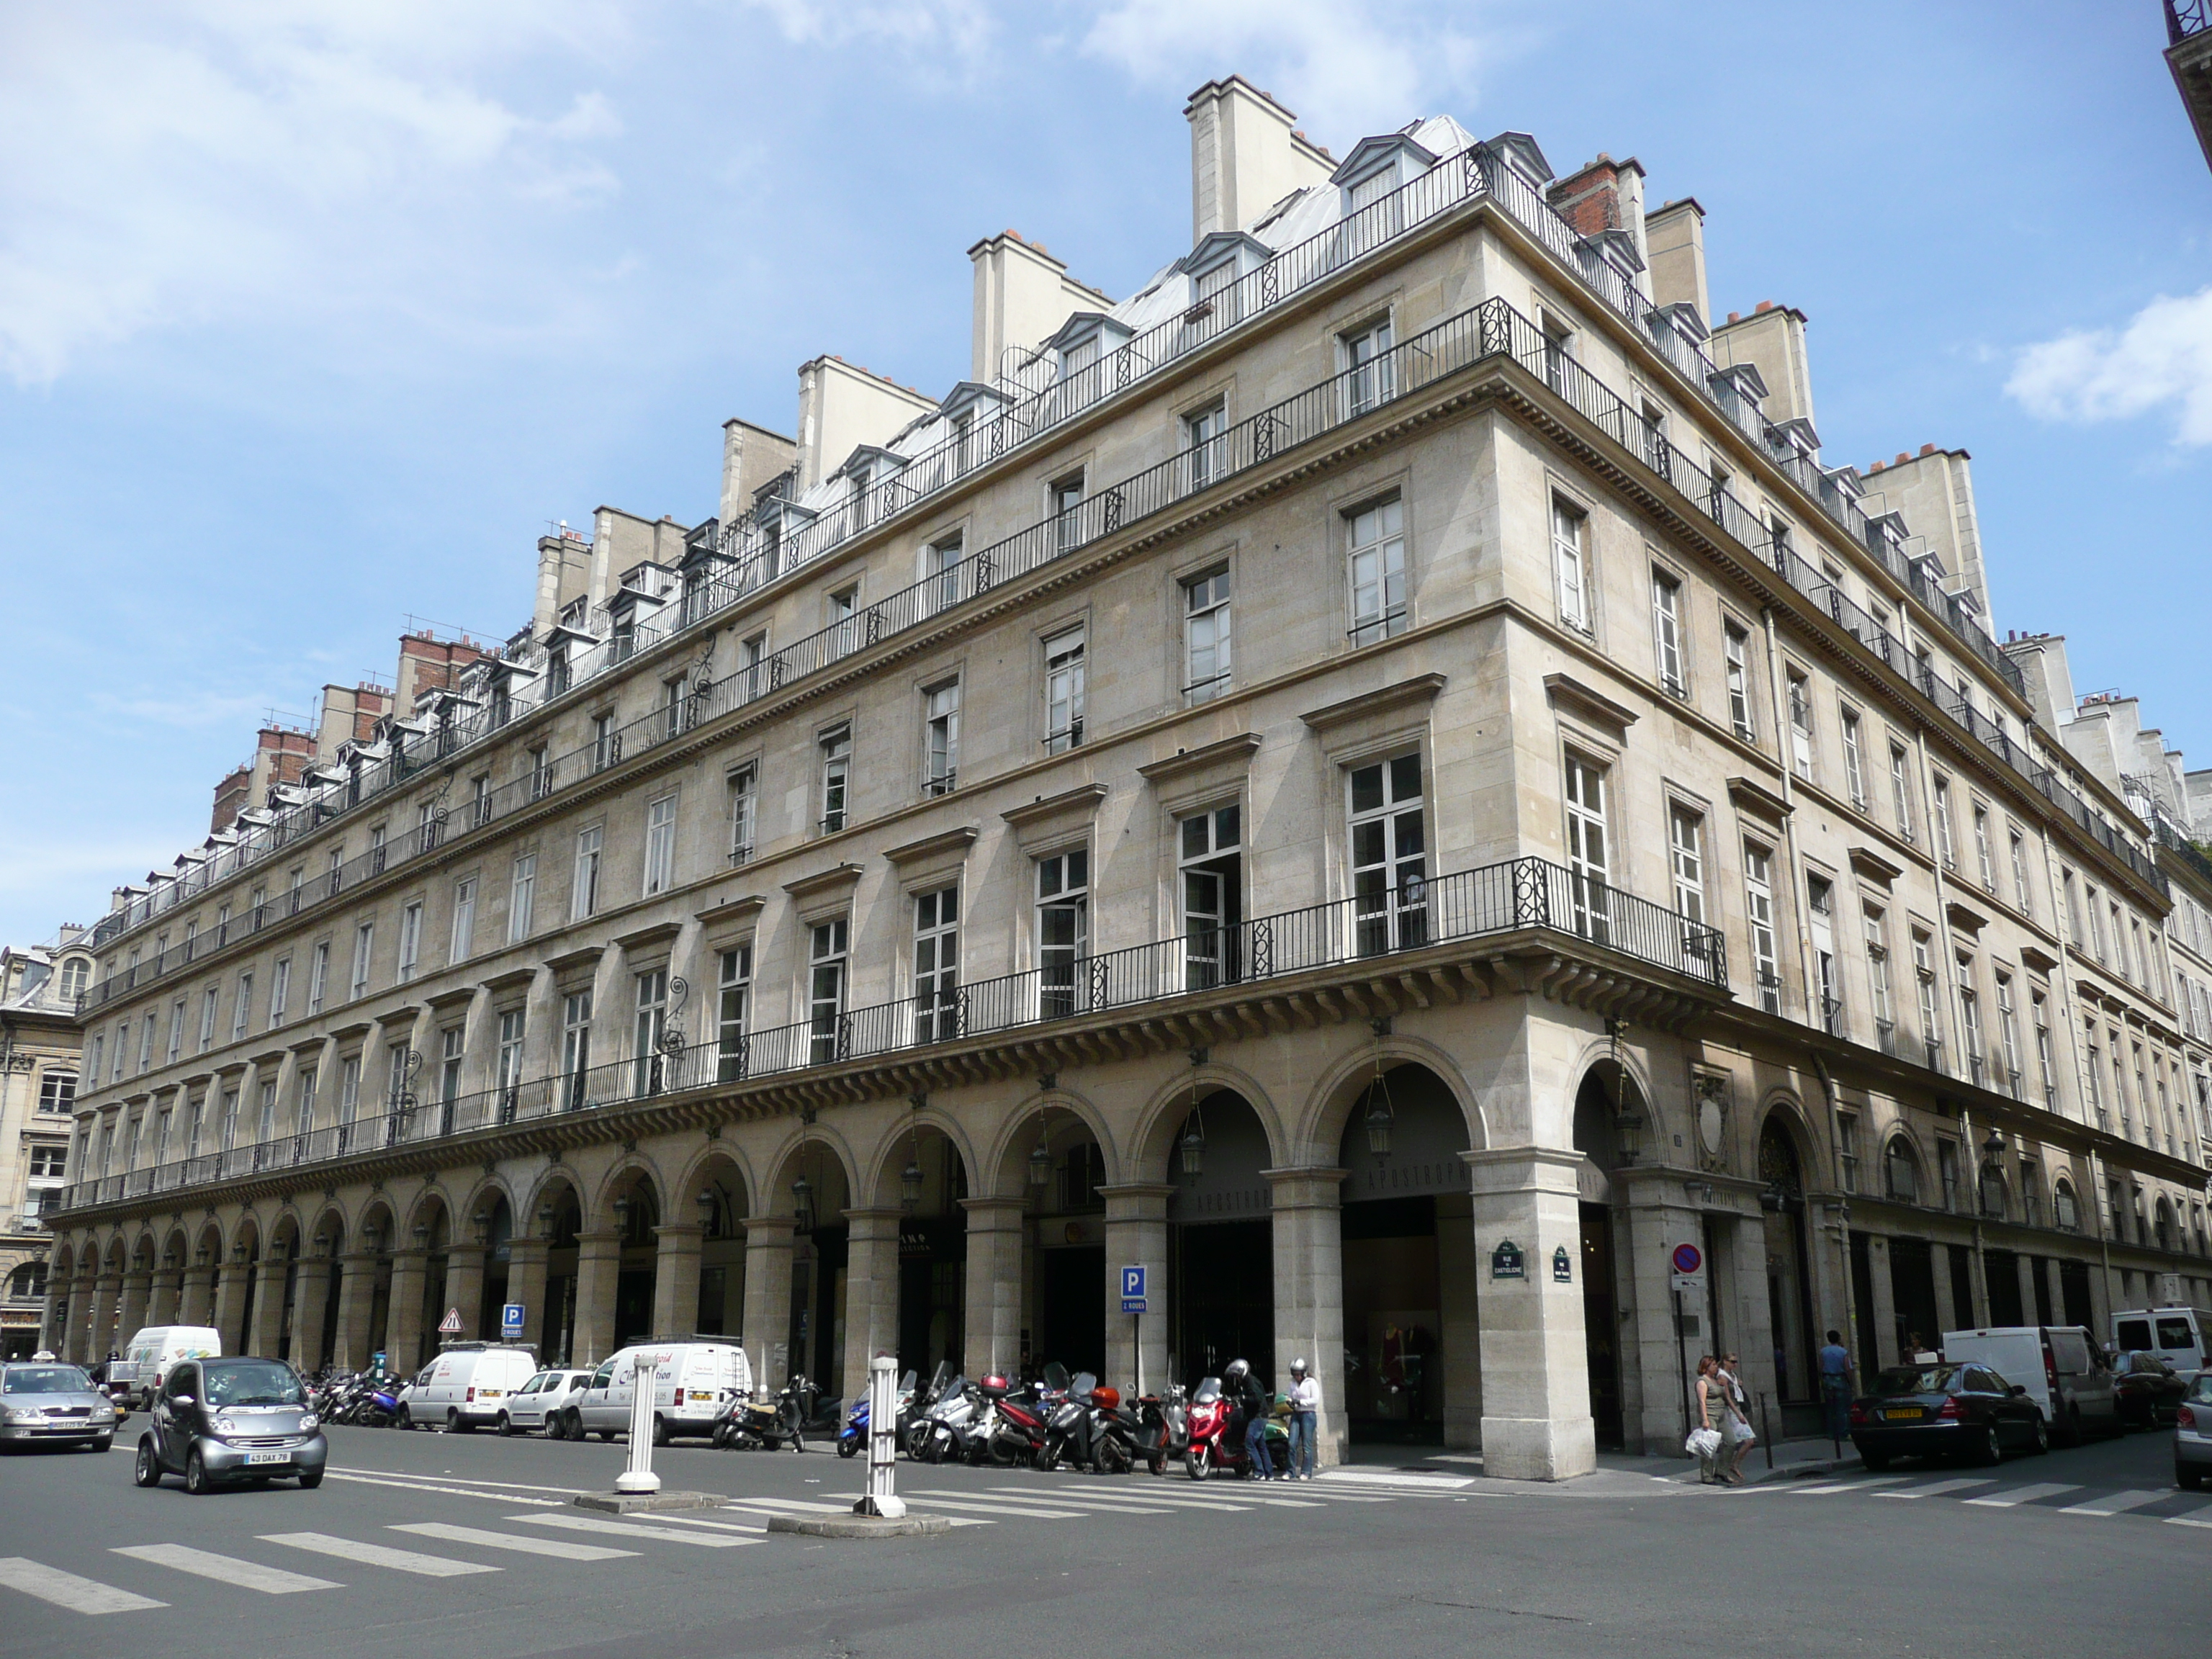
[1865, 907, 1894, 1049]
[166, 998, 186, 1064]
[1913, 930, 1942, 1071]
[1343, 316, 1395, 415]
[472, 774, 492, 830]
[138, 1014, 158, 1073]
[1931, 776, 1956, 868]
[1807, 875, 1840, 1035]
[1184, 568, 1233, 703]
[819, 724, 851, 832]
[1840, 707, 1867, 808]
[923, 680, 961, 796]
[199, 986, 219, 1052]
[1745, 842, 1780, 1014]
[1972, 804, 1995, 891]
[1838, 1113, 1861, 1195]
[2009, 831, 2033, 920]
[451, 877, 477, 963]
[1668, 805, 1706, 925]
[1723, 622, 1754, 740]
[591, 711, 616, 773]
[643, 794, 678, 895]
[826, 586, 860, 659]
[1552, 500, 1591, 634]
[925, 536, 963, 615]
[1350, 755, 1426, 956]
[337, 1061, 360, 1133]
[1050, 472, 1086, 554]
[269, 956, 290, 1027]
[1044, 626, 1086, 750]
[1037, 850, 1089, 1018]
[913, 888, 961, 1043]
[495, 1010, 526, 1120]
[1563, 755, 1610, 943]
[58, 957, 88, 1002]
[1180, 805, 1245, 987]
[1185, 401, 1228, 491]
[717, 945, 752, 1083]
[529, 745, 554, 801]
[2032, 989, 2056, 1107]
[38, 1070, 77, 1115]
[728, 765, 757, 865]
[230, 972, 253, 1041]
[1786, 671, 1814, 781]
[1347, 497, 1406, 646]
[350, 921, 374, 999]
[437, 1025, 464, 1129]
[1954, 954, 1984, 1086]
[632, 968, 669, 1095]
[571, 825, 603, 920]
[660, 673, 688, 741]
[561, 989, 593, 1109]
[1889, 744, 1916, 842]
[1650, 570, 1685, 697]
[2083, 1020, 2105, 1128]
[508, 853, 536, 944]
[809, 918, 849, 1064]
[397, 900, 423, 981]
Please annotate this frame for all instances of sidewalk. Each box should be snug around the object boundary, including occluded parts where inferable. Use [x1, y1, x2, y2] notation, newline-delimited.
[1336, 1433, 1863, 1488]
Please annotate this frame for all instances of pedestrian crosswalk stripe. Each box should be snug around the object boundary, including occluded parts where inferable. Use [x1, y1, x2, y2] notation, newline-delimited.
[623, 1513, 767, 1534]
[972, 1488, 1223, 1514]
[894, 1496, 1100, 1520]
[391, 1524, 637, 1560]
[332, 1466, 585, 1496]
[1791, 1476, 1912, 1495]
[324, 1472, 564, 1506]
[511, 1514, 755, 1547]
[2163, 1507, 2212, 1529]
[718, 1497, 860, 1515]
[112, 1545, 339, 1593]
[2057, 1489, 2169, 1516]
[0, 1557, 166, 1616]
[259, 1533, 500, 1577]
[1874, 1478, 1994, 1500]
[984, 1485, 1254, 1512]
[1315, 1470, 1473, 1490]
[1961, 1483, 2079, 1508]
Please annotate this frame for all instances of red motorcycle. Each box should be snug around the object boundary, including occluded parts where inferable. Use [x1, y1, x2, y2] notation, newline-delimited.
[980, 1369, 1061, 1468]
[1183, 1375, 1255, 1480]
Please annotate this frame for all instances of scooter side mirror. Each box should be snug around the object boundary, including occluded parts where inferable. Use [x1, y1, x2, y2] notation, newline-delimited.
[171, 1395, 195, 1408]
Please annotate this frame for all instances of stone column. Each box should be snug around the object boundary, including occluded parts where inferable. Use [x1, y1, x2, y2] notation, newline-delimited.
[148, 1265, 183, 1328]
[1100, 1183, 1175, 1400]
[571, 1231, 622, 1365]
[1436, 1190, 1482, 1450]
[179, 1264, 216, 1330]
[385, 1249, 429, 1375]
[740, 1215, 796, 1392]
[960, 1197, 1027, 1384]
[292, 1254, 335, 1370]
[1866, 1233, 1900, 1372]
[117, 1269, 153, 1351]
[331, 1254, 379, 1372]
[505, 1238, 550, 1354]
[248, 1256, 288, 1358]
[1620, 1181, 1707, 1455]
[651, 1225, 703, 1342]
[42, 1283, 70, 1358]
[444, 1245, 488, 1344]
[841, 1209, 902, 1402]
[1265, 1167, 1347, 1467]
[91, 1269, 124, 1361]
[1466, 1146, 1596, 1481]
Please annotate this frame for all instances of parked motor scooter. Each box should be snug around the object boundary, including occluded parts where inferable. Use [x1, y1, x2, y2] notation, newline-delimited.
[916, 1375, 983, 1465]
[977, 1373, 1048, 1467]
[1130, 1383, 1187, 1475]
[714, 1374, 812, 1452]
[1041, 1370, 1103, 1471]
[840, 1369, 916, 1459]
[1182, 1375, 1252, 1480]
[901, 1363, 953, 1460]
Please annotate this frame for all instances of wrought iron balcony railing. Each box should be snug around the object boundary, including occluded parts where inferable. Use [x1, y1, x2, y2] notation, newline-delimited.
[88, 136, 2038, 961]
[49, 855, 1725, 1213]
[2172, 1, 2209, 44]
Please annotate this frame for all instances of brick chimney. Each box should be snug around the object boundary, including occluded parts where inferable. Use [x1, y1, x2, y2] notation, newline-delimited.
[1547, 154, 1649, 272]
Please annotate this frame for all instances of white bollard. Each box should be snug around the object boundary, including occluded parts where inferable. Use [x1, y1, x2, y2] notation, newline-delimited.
[616, 1355, 661, 1495]
[855, 1352, 905, 1519]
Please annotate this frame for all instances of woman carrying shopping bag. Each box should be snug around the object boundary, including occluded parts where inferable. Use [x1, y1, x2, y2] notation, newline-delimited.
[1686, 1356, 1726, 1484]
[1718, 1352, 1756, 1485]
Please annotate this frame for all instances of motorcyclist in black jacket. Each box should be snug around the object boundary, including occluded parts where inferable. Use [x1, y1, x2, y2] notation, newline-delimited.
[1222, 1357, 1274, 1480]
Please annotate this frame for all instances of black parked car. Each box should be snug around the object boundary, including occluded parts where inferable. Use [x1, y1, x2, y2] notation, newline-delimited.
[133, 1357, 328, 1495]
[1848, 1361, 2049, 1469]
[2110, 1350, 2188, 1428]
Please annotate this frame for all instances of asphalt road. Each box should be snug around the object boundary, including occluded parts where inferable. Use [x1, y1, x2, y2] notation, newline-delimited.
[0, 1413, 2198, 1659]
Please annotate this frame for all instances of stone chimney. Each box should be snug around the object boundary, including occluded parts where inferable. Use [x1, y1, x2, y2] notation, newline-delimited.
[210, 764, 251, 836]
[968, 230, 1112, 383]
[794, 357, 938, 495]
[1643, 197, 1708, 322]
[1184, 76, 1334, 244]
[533, 524, 594, 637]
[719, 418, 797, 532]
[1711, 301, 1816, 429]
[2000, 632, 2076, 732]
[315, 682, 392, 761]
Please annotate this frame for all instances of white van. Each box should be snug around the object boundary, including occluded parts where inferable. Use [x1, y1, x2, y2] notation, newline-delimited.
[2112, 1307, 2212, 1377]
[114, 1326, 222, 1410]
[1941, 1325, 2120, 1444]
[402, 1344, 540, 1431]
[574, 1341, 752, 1444]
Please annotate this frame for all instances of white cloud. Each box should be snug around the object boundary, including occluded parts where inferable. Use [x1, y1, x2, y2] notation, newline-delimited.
[2005, 286, 2212, 448]
[1080, 0, 1491, 146]
[740, 0, 993, 55]
[0, 1, 631, 383]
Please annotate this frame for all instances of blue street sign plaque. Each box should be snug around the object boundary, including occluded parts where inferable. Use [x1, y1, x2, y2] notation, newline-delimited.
[1120, 1264, 1147, 1313]
[500, 1302, 525, 1338]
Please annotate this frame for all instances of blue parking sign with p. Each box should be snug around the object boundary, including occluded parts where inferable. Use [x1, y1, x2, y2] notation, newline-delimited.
[1120, 1265, 1146, 1312]
[501, 1302, 525, 1336]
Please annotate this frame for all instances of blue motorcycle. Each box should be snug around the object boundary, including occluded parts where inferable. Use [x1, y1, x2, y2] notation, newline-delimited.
[837, 1368, 916, 1459]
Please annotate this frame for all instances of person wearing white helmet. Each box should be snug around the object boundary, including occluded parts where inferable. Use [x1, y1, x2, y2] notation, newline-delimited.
[1286, 1357, 1321, 1479]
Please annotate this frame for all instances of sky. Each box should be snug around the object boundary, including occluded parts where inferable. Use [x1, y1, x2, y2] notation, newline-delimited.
[1, 0, 2206, 948]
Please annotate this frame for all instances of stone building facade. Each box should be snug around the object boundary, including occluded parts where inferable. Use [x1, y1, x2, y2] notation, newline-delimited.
[45, 78, 2211, 1476]
[1, 930, 91, 1358]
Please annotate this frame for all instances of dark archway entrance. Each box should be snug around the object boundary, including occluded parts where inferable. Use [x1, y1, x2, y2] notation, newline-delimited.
[1168, 1089, 1272, 1388]
[540, 1187, 582, 1364]
[890, 1125, 967, 1379]
[1756, 1114, 1817, 1408]
[1572, 1071, 1627, 1451]
[1028, 1118, 1106, 1379]
[1338, 1064, 1471, 1445]
[609, 1177, 659, 1346]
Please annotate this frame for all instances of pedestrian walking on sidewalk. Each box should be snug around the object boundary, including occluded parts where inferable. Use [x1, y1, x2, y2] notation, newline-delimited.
[1287, 1357, 1321, 1480]
[1690, 1356, 1726, 1484]
[1818, 1329, 1856, 1442]
[1719, 1352, 1755, 1483]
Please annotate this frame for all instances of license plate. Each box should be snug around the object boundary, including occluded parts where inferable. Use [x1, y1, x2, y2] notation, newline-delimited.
[246, 1450, 290, 1465]
[1883, 1406, 1925, 1422]
[479, 1390, 502, 1399]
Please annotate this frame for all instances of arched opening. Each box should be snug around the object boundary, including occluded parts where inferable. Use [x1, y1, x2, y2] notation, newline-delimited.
[1168, 1089, 1272, 1386]
[268, 1215, 302, 1362]
[685, 1160, 750, 1339]
[536, 1182, 583, 1364]
[1756, 1112, 1822, 1408]
[1338, 1064, 1472, 1448]
[1571, 1068, 1632, 1450]
[310, 1216, 345, 1369]
[411, 1200, 452, 1365]
[356, 1204, 395, 1364]
[606, 1172, 660, 1348]
[782, 1138, 850, 1388]
[474, 1193, 514, 1339]
[229, 1223, 261, 1358]
[1011, 1108, 1107, 1380]
[875, 1120, 968, 1378]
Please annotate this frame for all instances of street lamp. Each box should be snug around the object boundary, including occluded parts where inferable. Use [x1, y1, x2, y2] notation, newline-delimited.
[791, 1174, 814, 1235]
[1028, 1128, 1053, 1192]
[411, 1223, 429, 1248]
[536, 1203, 555, 1240]
[1179, 1048, 1208, 1178]
[694, 1187, 717, 1238]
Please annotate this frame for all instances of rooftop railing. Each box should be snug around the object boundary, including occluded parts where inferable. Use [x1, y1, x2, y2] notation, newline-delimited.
[51, 855, 1725, 1214]
[2172, 1, 2210, 44]
[89, 139, 2036, 961]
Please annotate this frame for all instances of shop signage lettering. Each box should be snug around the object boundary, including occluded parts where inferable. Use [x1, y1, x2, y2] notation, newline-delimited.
[1491, 1239, 1524, 1280]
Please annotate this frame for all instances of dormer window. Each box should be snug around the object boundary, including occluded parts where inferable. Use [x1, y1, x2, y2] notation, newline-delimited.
[1177, 233, 1270, 337]
[1331, 133, 1439, 251]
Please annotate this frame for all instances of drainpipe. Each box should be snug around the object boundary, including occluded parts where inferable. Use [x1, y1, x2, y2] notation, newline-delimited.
[1755, 607, 1820, 1012]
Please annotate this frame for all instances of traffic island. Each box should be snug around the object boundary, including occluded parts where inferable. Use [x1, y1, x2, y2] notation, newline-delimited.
[572, 1489, 723, 1514]
[767, 1512, 953, 1539]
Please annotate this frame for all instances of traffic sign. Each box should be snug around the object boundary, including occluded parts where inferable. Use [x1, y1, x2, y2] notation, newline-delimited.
[1120, 1264, 1147, 1313]
[500, 1303, 525, 1338]
[1670, 1241, 1705, 1295]
[438, 1307, 464, 1335]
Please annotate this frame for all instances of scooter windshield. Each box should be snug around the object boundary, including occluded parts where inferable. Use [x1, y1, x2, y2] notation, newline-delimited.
[1043, 1362, 1069, 1391]
[1192, 1377, 1223, 1404]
